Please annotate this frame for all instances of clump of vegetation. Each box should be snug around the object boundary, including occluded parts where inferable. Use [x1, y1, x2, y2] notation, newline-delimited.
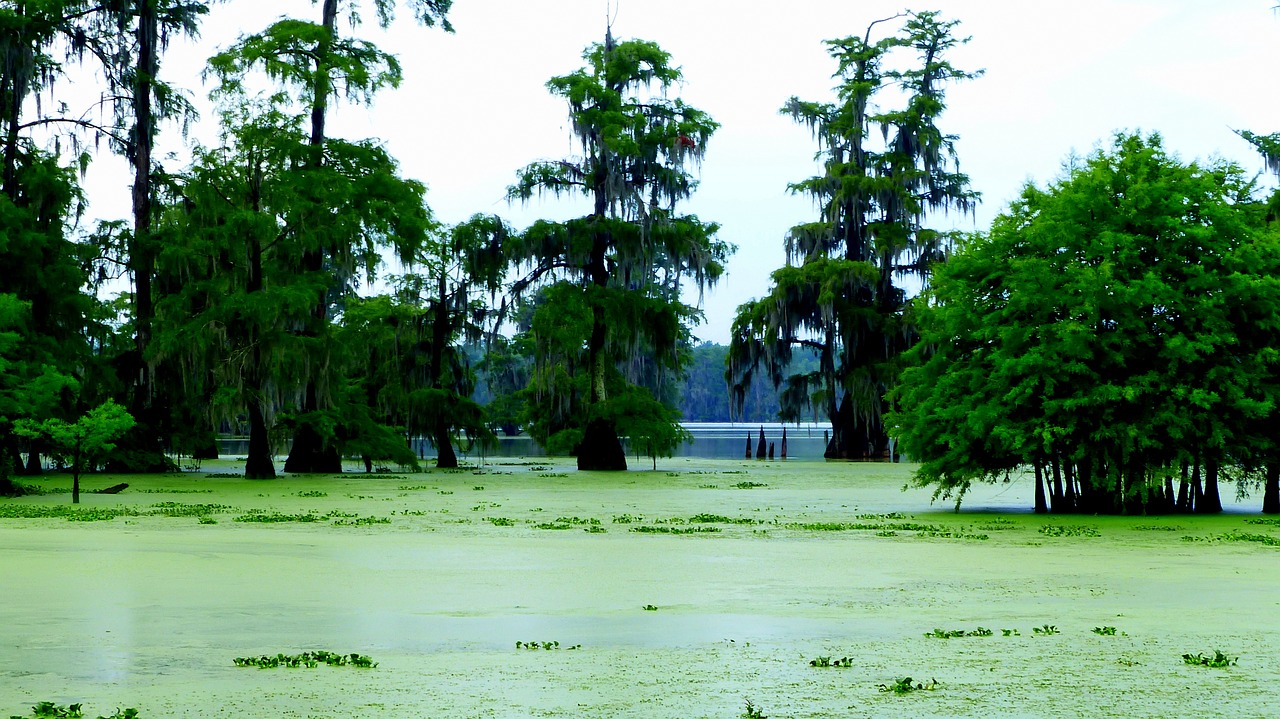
[233, 651, 377, 668]
[741, 699, 767, 719]
[295, 490, 327, 497]
[809, 656, 854, 668]
[233, 511, 323, 523]
[15, 704, 139, 719]
[1038, 525, 1100, 538]
[486, 517, 516, 526]
[732, 481, 767, 489]
[630, 525, 721, 535]
[1092, 626, 1118, 636]
[1217, 532, 1280, 547]
[514, 641, 580, 650]
[924, 627, 991, 639]
[149, 502, 235, 517]
[642, 604, 658, 611]
[1132, 524, 1182, 531]
[1032, 624, 1060, 636]
[1001, 628, 1020, 637]
[554, 516, 600, 526]
[878, 677, 940, 694]
[611, 514, 643, 524]
[0, 505, 139, 521]
[688, 513, 760, 525]
[20, 702, 83, 718]
[330, 515, 390, 526]
[1182, 651, 1236, 668]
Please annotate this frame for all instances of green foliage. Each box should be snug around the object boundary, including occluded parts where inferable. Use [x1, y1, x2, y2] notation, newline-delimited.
[878, 677, 941, 694]
[514, 640, 579, 650]
[1093, 626, 1118, 636]
[730, 12, 978, 459]
[924, 627, 991, 638]
[893, 132, 1280, 512]
[809, 655, 854, 668]
[233, 651, 377, 668]
[11, 701, 138, 719]
[1182, 650, 1236, 668]
[14, 401, 135, 502]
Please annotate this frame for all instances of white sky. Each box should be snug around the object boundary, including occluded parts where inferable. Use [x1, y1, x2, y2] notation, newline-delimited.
[71, 0, 1280, 343]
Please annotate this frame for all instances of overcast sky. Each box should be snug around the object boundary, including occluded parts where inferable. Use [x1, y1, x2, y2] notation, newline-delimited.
[75, 0, 1280, 343]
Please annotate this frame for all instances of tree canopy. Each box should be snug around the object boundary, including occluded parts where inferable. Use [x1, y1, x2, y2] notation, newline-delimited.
[892, 132, 1280, 513]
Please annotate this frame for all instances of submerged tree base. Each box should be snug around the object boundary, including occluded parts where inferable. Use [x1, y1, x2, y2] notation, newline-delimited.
[284, 425, 342, 474]
[576, 419, 627, 471]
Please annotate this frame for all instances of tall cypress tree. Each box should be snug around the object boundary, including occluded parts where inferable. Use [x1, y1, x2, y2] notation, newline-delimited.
[505, 28, 728, 470]
[728, 12, 979, 460]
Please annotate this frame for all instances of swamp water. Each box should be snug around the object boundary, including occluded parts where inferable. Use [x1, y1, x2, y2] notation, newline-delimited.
[1, 458, 1277, 718]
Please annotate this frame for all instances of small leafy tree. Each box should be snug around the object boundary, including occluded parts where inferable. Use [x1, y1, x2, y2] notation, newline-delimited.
[505, 29, 729, 470]
[15, 400, 135, 503]
[728, 12, 979, 460]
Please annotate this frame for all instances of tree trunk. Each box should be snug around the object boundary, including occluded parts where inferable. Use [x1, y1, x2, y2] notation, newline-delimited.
[1034, 462, 1048, 514]
[755, 426, 766, 459]
[284, 420, 341, 473]
[287, 0, 342, 474]
[577, 418, 627, 471]
[244, 400, 275, 479]
[1176, 462, 1190, 513]
[1198, 457, 1223, 514]
[1190, 460, 1203, 514]
[434, 423, 458, 469]
[115, 0, 168, 474]
[1050, 458, 1063, 512]
[824, 394, 889, 460]
[24, 448, 41, 476]
[1263, 464, 1279, 514]
[1063, 462, 1076, 513]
